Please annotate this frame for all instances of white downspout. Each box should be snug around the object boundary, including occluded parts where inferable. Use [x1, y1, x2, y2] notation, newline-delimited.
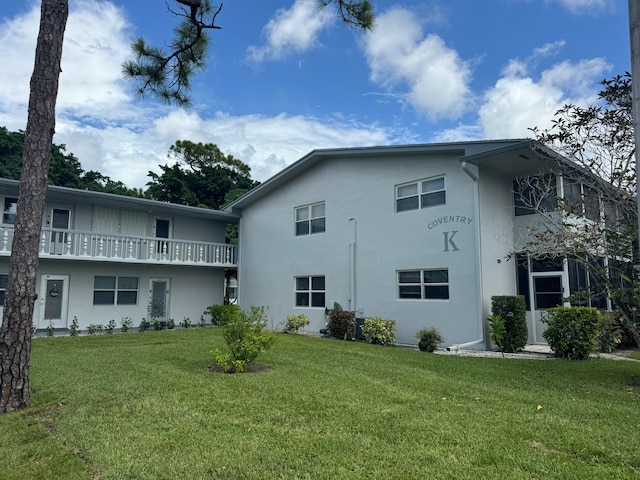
[448, 161, 485, 352]
[348, 218, 357, 312]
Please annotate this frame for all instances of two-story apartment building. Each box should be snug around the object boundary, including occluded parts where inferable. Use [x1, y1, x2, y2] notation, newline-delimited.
[0, 178, 239, 330]
[1, 139, 618, 347]
[226, 139, 613, 348]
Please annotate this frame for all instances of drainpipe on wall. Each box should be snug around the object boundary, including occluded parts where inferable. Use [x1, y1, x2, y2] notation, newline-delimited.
[449, 161, 486, 352]
[348, 218, 357, 312]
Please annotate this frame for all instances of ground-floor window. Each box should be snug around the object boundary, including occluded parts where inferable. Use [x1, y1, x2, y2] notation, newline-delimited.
[398, 269, 449, 300]
[295, 276, 325, 307]
[93, 276, 139, 305]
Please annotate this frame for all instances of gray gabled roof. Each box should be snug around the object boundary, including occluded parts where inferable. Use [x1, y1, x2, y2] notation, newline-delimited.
[0, 178, 240, 223]
[224, 139, 530, 212]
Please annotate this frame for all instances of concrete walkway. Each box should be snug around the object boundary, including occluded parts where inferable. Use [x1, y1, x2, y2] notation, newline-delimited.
[436, 344, 640, 361]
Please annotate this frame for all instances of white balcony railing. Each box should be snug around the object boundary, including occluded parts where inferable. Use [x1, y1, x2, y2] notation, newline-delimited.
[0, 226, 237, 267]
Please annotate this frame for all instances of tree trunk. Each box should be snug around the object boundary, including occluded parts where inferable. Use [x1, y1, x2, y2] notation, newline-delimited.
[0, 0, 68, 414]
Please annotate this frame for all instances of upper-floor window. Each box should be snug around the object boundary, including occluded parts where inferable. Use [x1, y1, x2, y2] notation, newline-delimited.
[93, 276, 139, 305]
[396, 177, 446, 213]
[295, 275, 325, 307]
[0, 274, 7, 306]
[562, 177, 600, 222]
[3, 197, 17, 225]
[398, 269, 449, 300]
[513, 174, 557, 216]
[295, 202, 325, 236]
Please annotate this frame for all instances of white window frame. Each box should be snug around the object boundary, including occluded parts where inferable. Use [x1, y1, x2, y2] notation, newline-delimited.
[0, 274, 7, 306]
[395, 176, 446, 213]
[295, 202, 326, 236]
[2, 196, 18, 225]
[295, 275, 326, 307]
[398, 269, 449, 300]
[93, 276, 139, 306]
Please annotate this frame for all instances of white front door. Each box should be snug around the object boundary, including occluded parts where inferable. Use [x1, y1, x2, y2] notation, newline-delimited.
[39, 274, 69, 329]
[149, 278, 170, 322]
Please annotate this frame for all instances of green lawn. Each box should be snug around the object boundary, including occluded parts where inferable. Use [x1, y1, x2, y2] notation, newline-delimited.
[2, 329, 640, 479]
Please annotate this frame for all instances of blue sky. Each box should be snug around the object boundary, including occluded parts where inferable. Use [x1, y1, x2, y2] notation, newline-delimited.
[0, 0, 630, 188]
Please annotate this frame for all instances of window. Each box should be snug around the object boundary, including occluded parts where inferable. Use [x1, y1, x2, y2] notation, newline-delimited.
[561, 177, 600, 222]
[0, 274, 7, 306]
[3, 197, 17, 224]
[93, 276, 138, 305]
[396, 177, 445, 212]
[295, 202, 325, 236]
[295, 276, 325, 307]
[513, 174, 557, 216]
[398, 269, 449, 300]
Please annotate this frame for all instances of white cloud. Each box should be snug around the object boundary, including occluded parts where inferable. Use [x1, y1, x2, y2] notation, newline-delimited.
[552, 0, 611, 14]
[247, 0, 333, 63]
[362, 7, 473, 120]
[478, 57, 610, 139]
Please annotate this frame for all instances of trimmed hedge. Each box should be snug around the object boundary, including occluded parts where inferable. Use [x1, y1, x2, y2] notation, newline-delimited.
[491, 296, 527, 353]
[204, 304, 240, 326]
[542, 307, 601, 360]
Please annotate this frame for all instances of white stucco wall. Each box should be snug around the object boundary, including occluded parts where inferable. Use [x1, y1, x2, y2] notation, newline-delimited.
[237, 152, 488, 347]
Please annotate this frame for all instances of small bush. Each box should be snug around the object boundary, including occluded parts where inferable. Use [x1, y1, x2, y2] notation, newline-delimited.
[542, 307, 601, 360]
[327, 309, 355, 340]
[87, 324, 104, 335]
[153, 320, 165, 331]
[597, 312, 621, 353]
[487, 314, 506, 354]
[167, 318, 175, 330]
[491, 296, 527, 352]
[361, 317, 396, 346]
[46, 322, 54, 337]
[415, 327, 444, 352]
[284, 313, 310, 334]
[69, 316, 79, 336]
[105, 319, 117, 335]
[180, 317, 191, 329]
[138, 319, 149, 332]
[212, 306, 276, 373]
[120, 317, 133, 333]
[204, 304, 241, 327]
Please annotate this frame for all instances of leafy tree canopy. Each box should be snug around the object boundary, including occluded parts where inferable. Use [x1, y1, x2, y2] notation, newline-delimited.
[145, 139, 258, 210]
[0, 126, 143, 197]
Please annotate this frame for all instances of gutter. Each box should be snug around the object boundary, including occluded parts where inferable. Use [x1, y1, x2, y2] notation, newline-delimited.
[453, 160, 486, 352]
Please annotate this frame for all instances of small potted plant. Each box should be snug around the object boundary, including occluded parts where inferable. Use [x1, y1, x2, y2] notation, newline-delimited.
[416, 327, 444, 352]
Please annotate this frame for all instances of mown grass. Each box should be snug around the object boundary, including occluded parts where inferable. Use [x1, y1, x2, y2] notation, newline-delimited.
[1, 329, 640, 479]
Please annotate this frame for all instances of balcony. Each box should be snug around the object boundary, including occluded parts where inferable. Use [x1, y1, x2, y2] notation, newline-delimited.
[0, 226, 237, 267]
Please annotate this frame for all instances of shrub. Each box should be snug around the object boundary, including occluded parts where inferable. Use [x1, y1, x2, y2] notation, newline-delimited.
[204, 304, 241, 327]
[87, 324, 104, 335]
[138, 319, 149, 332]
[361, 317, 396, 346]
[167, 318, 175, 330]
[46, 322, 54, 337]
[153, 320, 165, 331]
[105, 319, 117, 335]
[415, 327, 444, 352]
[212, 306, 276, 373]
[180, 317, 191, 329]
[327, 309, 355, 340]
[284, 313, 310, 334]
[69, 316, 79, 336]
[597, 312, 621, 353]
[120, 317, 133, 333]
[491, 296, 527, 352]
[487, 314, 506, 355]
[542, 307, 601, 360]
